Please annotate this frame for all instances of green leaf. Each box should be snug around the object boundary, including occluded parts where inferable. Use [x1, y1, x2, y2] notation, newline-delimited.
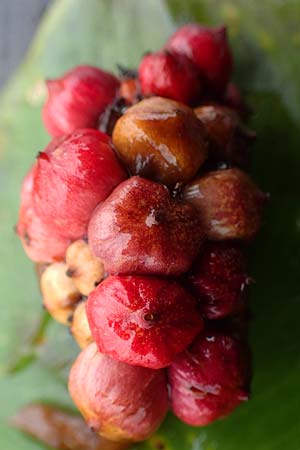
[0, 0, 299, 449]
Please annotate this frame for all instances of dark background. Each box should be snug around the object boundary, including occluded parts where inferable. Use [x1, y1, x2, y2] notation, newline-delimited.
[0, 0, 50, 87]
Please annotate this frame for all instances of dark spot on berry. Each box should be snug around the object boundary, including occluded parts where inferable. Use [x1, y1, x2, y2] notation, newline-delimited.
[66, 268, 76, 278]
[67, 313, 74, 324]
[94, 280, 100, 287]
[144, 312, 155, 322]
[154, 440, 166, 450]
[37, 151, 50, 161]
[24, 231, 31, 246]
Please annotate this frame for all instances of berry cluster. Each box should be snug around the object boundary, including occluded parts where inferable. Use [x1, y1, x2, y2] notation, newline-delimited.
[17, 23, 266, 444]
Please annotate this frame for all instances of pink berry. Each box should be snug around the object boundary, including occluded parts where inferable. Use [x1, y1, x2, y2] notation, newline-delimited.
[189, 242, 250, 319]
[86, 275, 203, 369]
[69, 342, 168, 442]
[167, 24, 233, 94]
[88, 176, 204, 276]
[169, 327, 251, 426]
[139, 50, 202, 104]
[16, 164, 70, 262]
[42, 65, 120, 136]
[33, 129, 127, 241]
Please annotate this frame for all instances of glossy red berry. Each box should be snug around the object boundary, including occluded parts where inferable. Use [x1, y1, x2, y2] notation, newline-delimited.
[16, 164, 70, 262]
[167, 24, 233, 94]
[189, 242, 250, 319]
[86, 275, 203, 369]
[169, 327, 251, 426]
[33, 129, 127, 241]
[69, 343, 168, 441]
[139, 50, 202, 104]
[88, 176, 204, 276]
[42, 65, 119, 136]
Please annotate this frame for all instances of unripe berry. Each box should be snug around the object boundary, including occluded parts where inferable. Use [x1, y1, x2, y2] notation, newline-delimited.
[69, 343, 168, 442]
[167, 24, 233, 94]
[42, 65, 119, 136]
[139, 50, 202, 104]
[169, 327, 251, 426]
[184, 168, 266, 241]
[40, 262, 81, 325]
[66, 240, 105, 296]
[33, 129, 127, 241]
[70, 300, 93, 349]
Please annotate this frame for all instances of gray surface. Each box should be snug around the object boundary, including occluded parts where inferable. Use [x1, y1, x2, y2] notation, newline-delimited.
[0, 0, 50, 88]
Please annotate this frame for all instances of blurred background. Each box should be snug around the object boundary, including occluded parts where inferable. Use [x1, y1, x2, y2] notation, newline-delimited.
[0, 0, 50, 87]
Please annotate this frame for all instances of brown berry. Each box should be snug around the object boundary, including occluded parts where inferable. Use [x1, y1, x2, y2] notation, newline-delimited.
[112, 97, 208, 186]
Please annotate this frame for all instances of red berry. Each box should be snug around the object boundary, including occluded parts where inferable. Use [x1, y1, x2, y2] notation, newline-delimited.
[69, 342, 168, 441]
[167, 24, 233, 94]
[139, 50, 202, 104]
[189, 242, 250, 319]
[184, 168, 266, 241]
[169, 327, 251, 426]
[88, 176, 204, 276]
[42, 65, 119, 136]
[16, 164, 70, 262]
[33, 129, 127, 241]
[86, 275, 203, 369]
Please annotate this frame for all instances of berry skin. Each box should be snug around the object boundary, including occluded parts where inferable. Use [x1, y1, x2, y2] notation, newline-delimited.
[71, 300, 93, 349]
[194, 104, 256, 167]
[189, 242, 250, 319]
[139, 50, 202, 104]
[40, 262, 81, 325]
[16, 164, 70, 263]
[112, 97, 208, 186]
[86, 275, 203, 369]
[184, 168, 266, 241]
[33, 129, 127, 241]
[88, 176, 204, 276]
[69, 342, 168, 442]
[168, 327, 251, 426]
[42, 65, 119, 136]
[166, 24, 233, 94]
[65, 240, 105, 296]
